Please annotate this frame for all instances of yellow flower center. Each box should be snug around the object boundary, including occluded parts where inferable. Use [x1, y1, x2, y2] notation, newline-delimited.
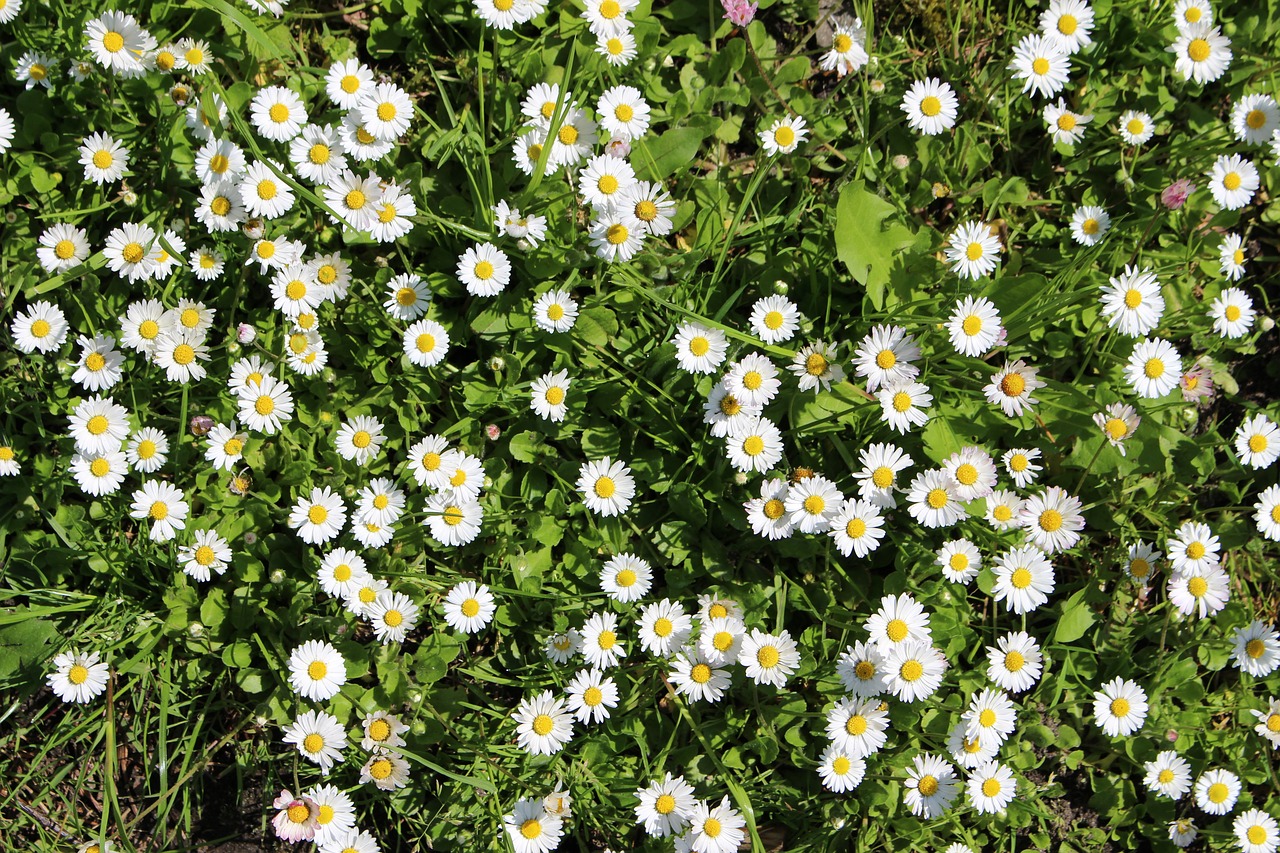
[1004, 650, 1025, 671]
[1184, 6, 1202, 22]
[920, 96, 942, 117]
[307, 660, 329, 680]
[255, 395, 275, 415]
[1187, 576, 1208, 597]
[854, 661, 875, 680]
[594, 476, 616, 498]
[149, 501, 169, 520]
[832, 756, 852, 775]
[422, 451, 442, 471]
[885, 619, 908, 643]
[606, 223, 629, 245]
[332, 564, 351, 582]
[544, 386, 566, 406]
[599, 0, 620, 16]
[1105, 418, 1129, 440]
[102, 32, 125, 52]
[757, 498, 784, 521]
[257, 180, 277, 200]
[803, 495, 825, 515]
[1158, 769, 1174, 784]
[773, 126, 796, 147]
[949, 553, 969, 571]
[655, 794, 677, 814]
[875, 349, 896, 369]
[268, 103, 289, 123]
[1233, 249, 1245, 265]
[443, 507, 464, 526]
[1129, 558, 1150, 578]
[703, 817, 722, 838]
[845, 518, 867, 538]
[1126, 118, 1145, 135]
[210, 196, 231, 216]
[84, 352, 107, 372]
[616, 569, 637, 587]
[376, 102, 397, 122]
[474, 260, 495, 280]
[308, 505, 329, 525]
[1246, 109, 1267, 129]
[597, 631, 617, 650]
[1249, 827, 1268, 845]
[92, 150, 114, 169]
[1226, 305, 1243, 322]
[172, 343, 195, 366]
[122, 242, 145, 264]
[918, 775, 939, 796]
[87, 415, 109, 435]
[1011, 568, 1033, 589]
[653, 617, 673, 637]
[1031, 57, 1050, 75]
[1268, 714, 1280, 732]
[368, 758, 392, 780]
[962, 315, 982, 336]
[89, 458, 110, 477]
[368, 719, 391, 742]
[416, 334, 436, 353]
[900, 660, 924, 682]
[194, 545, 215, 566]
[805, 353, 828, 376]
[1038, 509, 1063, 532]
[1001, 373, 1026, 396]
[689, 336, 710, 357]
[833, 33, 853, 53]
[546, 303, 565, 321]
[345, 189, 367, 210]
[606, 38, 625, 55]
[1208, 782, 1229, 803]
[597, 174, 620, 196]
[68, 664, 89, 684]
[1222, 172, 1241, 191]
[303, 733, 324, 754]
[926, 488, 949, 509]
[965, 242, 985, 261]
[1081, 218, 1099, 235]
[1057, 14, 1078, 34]
[307, 143, 331, 165]
[1186, 542, 1206, 560]
[994, 505, 1013, 522]
[954, 463, 978, 485]
[395, 287, 418, 306]
[383, 609, 403, 628]
[287, 804, 310, 824]
[1247, 639, 1266, 659]
[892, 391, 912, 413]
[185, 47, 204, 65]
[351, 430, 372, 449]
[1187, 39, 1211, 62]
[845, 714, 867, 736]
[982, 778, 1002, 798]
[558, 125, 579, 145]
[979, 709, 997, 727]
[713, 631, 734, 652]
[756, 645, 780, 668]
[742, 435, 765, 457]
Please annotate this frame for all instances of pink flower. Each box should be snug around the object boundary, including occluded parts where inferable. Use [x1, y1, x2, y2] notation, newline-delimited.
[1180, 366, 1215, 405]
[271, 790, 318, 842]
[721, 0, 757, 26]
[1161, 179, 1195, 210]
[485, 423, 502, 441]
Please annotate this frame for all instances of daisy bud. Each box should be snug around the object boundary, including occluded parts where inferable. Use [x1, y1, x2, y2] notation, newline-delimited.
[374, 255, 389, 268]
[242, 218, 265, 240]
[1262, 316, 1275, 332]
[489, 356, 505, 372]
[237, 323, 257, 344]
[121, 189, 139, 206]
[1161, 179, 1195, 210]
[270, 568, 286, 584]
[3, 211, 16, 224]
[170, 85, 192, 106]
[605, 136, 631, 158]
[892, 154, 910, 170]
[244, 531, 258, 545]
[734, 471, 750, 485]
[869, 79, 886, 94]
[720, 0, 757, 26]
[774, 280, 789, 294]
[485, 424, 502, 441]
[932, 182, 950, 198]
[187, 621, 205, 638]
[1167, 729, 1179, 742]
[189, 415, 214, 436]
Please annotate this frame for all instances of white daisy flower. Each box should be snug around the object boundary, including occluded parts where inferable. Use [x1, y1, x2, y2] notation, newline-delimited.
[853, 324, 921, 392]
[422, 494, 483, 547]
[962, 687, 1017, 748]
[70, 449, 128, 496]
[743, 477, 793, 540]
[317, 549, 368, 600]
[758, 114, 808, 155]
[1167, 519, 1221, 574]
[1117, 110, 1155, 145]
[638, 599, 692, 658]
[937, 539, 981, 584]
[1206, 153, 1258, 210]
[1168, 566, 1230, 619]
[1123, 540, 1161, 586]
[633, 773, 696, 838]
[1101, 264, 1164, 337]
[532, 289, 578, 333]
[1144, 750, 1194, 800]
[129, 480, 188, 543]
[1194, 768, 1241, 815]
[335, 415, 385, 466]
[1254, 485, 1280, 541]
[901, 78, 959, 136]
[47, 649, 111, 704]
[403, 318, 450, 368]
[748, 295, 800, 344]
[836, 640, 888, 697]
[672, 323, 728, 375]
[1234, 810, 1280, 853]
[854, 442, 913, 509]
[985, 489, 1024, 530]
[600, 553, 653, 603]
[903, 753, 960, 818]
[783, 474, 843, 534]
[177, 529, 231, 582]
[948, 296, 1002, 357]
[250, 85, 307, 142]
[37, 224, 91, 273]
[587, 211, 644, 262]
[967, 761, 1016, 815]
[878, 379, 933, 433]
[1235, 414, 1279, 469]
[865, 592, 932, 653]
[829, 498, 885, 558]
[946, 220, 1002, 279]
[357, 83, 412, 141]
[905, 469, 965, 529]
[442, 580, 496, 634]
[992, 546, 1055, 614]
[1019, 486, 1085, 553]
[366, 590, 419, 644]
[1009, 34, 1070, 98]
[577, 456, 636, 517]
[819, 16, 869, 76]
[883, 639, 947, 703]
[1040, 0, 1094, 54]
[514, 690, 575, 756]
[1210, 286, 1256, 339]
[825, 697, 890, 758]
[1169, 22, 1232, 85]
[818, 744, 867, 793]
[738, 628, 800, 688]
[456, 242, 510, 297]
[287, 639, 346, 702]
[325, 58, 374, 109]
[1232, 621, 1280, 677]
[985, 359, 1043, 417]
[287, 486, 347, 545]
[1219, 233, 1247, 281]
[669, 647, 731, 704]
[239, 160, 296, 220]
[790, 341, 846, 393]
[687, 797, 746, 853]
[1069, 205, 1110, 245]
[986, 631, 1043, 693]
[282, 710, 347, 774]
[79, 132, 129, 184]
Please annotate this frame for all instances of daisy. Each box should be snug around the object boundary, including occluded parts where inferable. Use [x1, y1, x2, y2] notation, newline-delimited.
[308, 784, 357, 846]
[946, 220, 1002, 279]
[783, 474, 842, 533]
[1117, 110, 1155, 145]
[439, 450, 485, 501]
[178, 529, 231, 582]
[1170, 818, 1199, 848]
[1251, 698, 1280, 749]
[360, 711, 407, 753]
[1236, 414, 1279, 469]
[967, 761, 1016, 815]
[854, 442, 912, 508]
[357, 83, 412, 141]
[338, 113, 395, 162]
[366, 591, 419, 644]
[621, 181, 675, 236]
[422, 494, 484, 546]
[360, 750, 410, 791]
[532, 289, 578, 333]
[818, 744, 867, 792]
[587, 211, 644, 262]
[577, 153, 636, 209]
[948, 296, 1002, 357]
[368, 181, 415, 242]
[1126, 338, 1182, 399]
[0, 0, 24, 26]
[723, 416, 782, 476]
[944, 446, 998, 501]
[985, 360, 1042, 417]
[1095, 402, 1141, 454]
[326, 57, 374, 109]
[547, 107, 598, 168]
[85, 12, 155, 76]
[905, 469, 965, 529]
[282, 710, 346, 774]
[1211, 287, 1257, 340]
[343, 576, 388, 619]
[748, 295, 800, 344]
[1144, 750, 1193, 799]
[195, 137, 245, 185]
[836, 640, 888, 697]
[1070, 205, 1110, 245]
[743, 477, 792, 540]
[725, 353, 783, 408]
[250, 85, 307, 142]
[581, 0, 636, 37]
[70, 449, 127, 496]
[865, 592, 932, 653]
[672, 324, 728, 375]
[992, 546, 1055, 614]
[820, 17, 869, 76]
[239, 160, 296, 220]
[949, 722, 999, 769]
[1019, 486, 1085, 553]
[578, 457, 637, 517]
[287, 486, 347, 545]
[596, 31, 637, 65]
[698, 615, 745, 666]
[986, 489, 1024, 530]
[1123, 541, 1161, 586]
[638, 599, 692, 657]
[1235, 810, 1280, 853]
[47, 649, 110, 703]
[1233, 94, 1280, 145]
[634, 773, 697, 838]
[456, 242, 510, 297]
[1219, 233, 1247, 281]
[152, 332, 210, 384]
[687, 797, 746, 853]
[504, 798, 563, 853]
[79, 132, 128, 184]
[791, 341, 846, 392]
[669, 648, 731, 704]
[103, 222, 157, 283]
[1167, 520, 1221, 574]
[68, 394, 130, 455]
[853, 325, 921, 392]
[879, 380, 933, 433]
[204, 424, 247, 473]
[175, 37, 212, 73]
[829, 499, 885, 558]
[738, 628, 799, 688]
[883, 639, 947, 703]
[825, 697, 890, 758]
[317, 549, 368, 600]
[581, 611, 626, 669]
[334, 415, 385, 466]
[1168, 566, 1230, 618]
[287, 640, 346, 702]
[963, 687, 1017, 748]
[600, 553, 653, 603]
[998, 448, 1040, 489]
[901, 78, 959, 135]
[1194, 768, 1241, 815]
[904, 753, 960, 818]
[323, 169, 380, 232]
[1256, 485, 1280, 541]
[1009, 34, 1070, 98]
[355, 478, 406, 529]
[37, 224, 91, 273]
[403, 318, 450, 368]
[237, 375, 294, 434]
[1232, 621, 1280, 677]
[1169, 22, 1232, 85]
[986, 631, 1043, 693]
[190, 247, 225, 281]
[271, 790, 319, 843]
[195, 182, 246, 232]
[1040, 0, 1094, 54]
[704, 381, 763, 439]
[70, 334, 124, 393]
[937, 539, 981, 583]
[1101, 264, 1164, 337]
[758, 115, 808, 155]
[1207, 154, 1258, 210]
[129, 481, 188, 543]
[514, 690, 574, 756]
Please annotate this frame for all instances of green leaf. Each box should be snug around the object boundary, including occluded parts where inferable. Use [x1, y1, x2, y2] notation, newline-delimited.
[1053, 587, 1095, 644]
[834, 181, 916, 308]
[633, 128, 706, 182]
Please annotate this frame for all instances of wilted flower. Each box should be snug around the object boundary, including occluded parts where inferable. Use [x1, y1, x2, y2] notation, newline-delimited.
[189, 415, 214, 436]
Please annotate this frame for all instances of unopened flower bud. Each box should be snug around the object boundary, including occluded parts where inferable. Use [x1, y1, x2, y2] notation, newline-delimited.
[489, 356, 505, 372]
[891, 154, 910, 170]
[485, 424, 501, 441]
[269, 568, 285, 584]
[237, 323, 257, 344]
[189, 415, 214, 436]
[187, 621, 205, 638]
